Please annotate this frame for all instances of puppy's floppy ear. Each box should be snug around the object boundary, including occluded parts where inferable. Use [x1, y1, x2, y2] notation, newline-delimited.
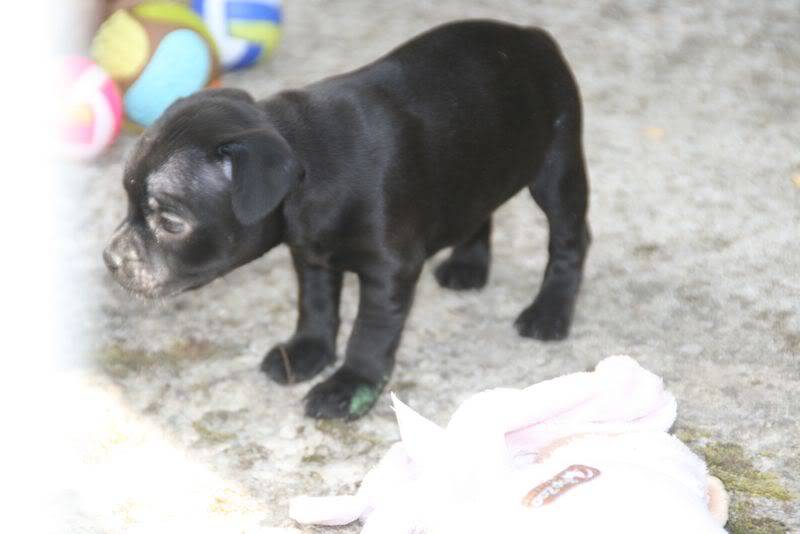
[218, 130, 302, 226]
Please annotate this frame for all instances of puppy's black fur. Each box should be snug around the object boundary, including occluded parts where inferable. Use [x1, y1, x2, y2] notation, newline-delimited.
[104, 20, 591, 420]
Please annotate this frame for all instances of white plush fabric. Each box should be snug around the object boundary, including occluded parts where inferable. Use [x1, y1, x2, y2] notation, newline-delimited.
[290, 356, 728, 533]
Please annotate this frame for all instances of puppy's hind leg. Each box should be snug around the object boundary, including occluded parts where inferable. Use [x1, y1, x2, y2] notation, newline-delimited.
[434, 219, 491, 290]
[515, 114, 590, 341]
[262, 252, 342, 384]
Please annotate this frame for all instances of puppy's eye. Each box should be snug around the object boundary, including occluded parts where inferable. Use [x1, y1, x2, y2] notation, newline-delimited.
[155, 212, 187, 234]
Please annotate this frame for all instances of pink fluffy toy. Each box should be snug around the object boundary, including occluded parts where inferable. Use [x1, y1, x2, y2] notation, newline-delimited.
[291, 356, 729, 534]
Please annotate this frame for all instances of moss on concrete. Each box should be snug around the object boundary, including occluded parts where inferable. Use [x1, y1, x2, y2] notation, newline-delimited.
[676, 427, 794, 531]
[673, 425, 712, 443]
[392, 380, 419, 393]
[192, 420, 235, 444]
[225, 443, 269, 470]
[727, 499, 789, 534]
[314, 420, 383, 458]
[94, 339, 222, 378]
[192, 410, 241, 445]
[94, 345, 154, 379]
[700, 442, 793, 501]
[301, 445, 332, 465]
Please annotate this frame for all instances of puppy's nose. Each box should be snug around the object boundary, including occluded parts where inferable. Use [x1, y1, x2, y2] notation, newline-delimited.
[103, 248, 122, 273]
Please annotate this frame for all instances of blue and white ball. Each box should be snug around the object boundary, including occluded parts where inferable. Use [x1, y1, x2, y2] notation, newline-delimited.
[191, 0, 282, 71]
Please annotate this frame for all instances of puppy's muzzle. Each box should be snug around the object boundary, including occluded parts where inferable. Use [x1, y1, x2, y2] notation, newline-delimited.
[103, 222, 162, 297]
[103, 247, 123, 273]
[104, 221, 139, 269]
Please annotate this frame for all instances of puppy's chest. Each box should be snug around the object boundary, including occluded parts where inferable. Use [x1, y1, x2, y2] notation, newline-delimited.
[291, 241, 369, 273]
[284, 196, 369, 271]
[285, 223, 358, 271]
[293, 241, 334, 268]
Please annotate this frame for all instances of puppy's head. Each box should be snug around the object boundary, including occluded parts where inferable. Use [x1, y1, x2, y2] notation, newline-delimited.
[103, 88, 302, 298]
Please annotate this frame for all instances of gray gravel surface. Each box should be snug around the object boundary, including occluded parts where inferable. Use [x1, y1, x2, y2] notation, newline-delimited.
[62, 1, 798, 531]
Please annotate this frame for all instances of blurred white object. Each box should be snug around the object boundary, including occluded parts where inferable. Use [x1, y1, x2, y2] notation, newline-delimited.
[290, 356, 729, 534]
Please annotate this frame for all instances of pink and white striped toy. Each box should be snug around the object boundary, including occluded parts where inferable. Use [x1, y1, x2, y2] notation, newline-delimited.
[58, 56, 123, 160]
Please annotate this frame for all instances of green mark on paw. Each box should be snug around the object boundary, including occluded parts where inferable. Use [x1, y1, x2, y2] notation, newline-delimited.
[348, 384, 378, 418]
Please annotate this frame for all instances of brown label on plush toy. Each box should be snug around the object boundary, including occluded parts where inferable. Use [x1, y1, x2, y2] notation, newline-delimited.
[522, 464, 601, 508]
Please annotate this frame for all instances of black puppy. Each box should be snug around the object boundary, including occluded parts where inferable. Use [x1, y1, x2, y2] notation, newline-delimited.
[104, 20, 590, 420]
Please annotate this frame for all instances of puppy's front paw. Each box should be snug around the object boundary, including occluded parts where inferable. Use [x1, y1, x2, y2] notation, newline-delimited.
[514, 297, 572, 341]
[261, 336, 335, 385]
[434, 258, 488, 290]
[304, 368, 382, 420]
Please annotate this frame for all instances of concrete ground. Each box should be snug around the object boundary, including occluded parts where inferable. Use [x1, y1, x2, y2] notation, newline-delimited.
[62, 0, 798, 532]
